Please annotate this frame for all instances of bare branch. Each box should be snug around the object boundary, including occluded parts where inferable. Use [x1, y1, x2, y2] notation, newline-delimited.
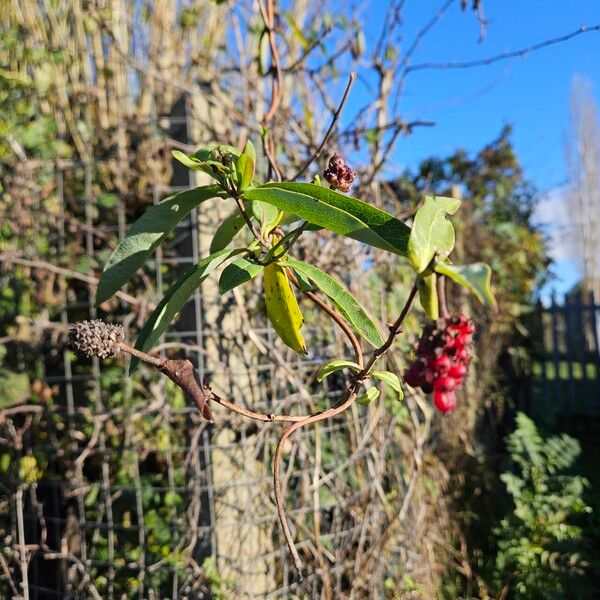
[406, 23, 600, 73]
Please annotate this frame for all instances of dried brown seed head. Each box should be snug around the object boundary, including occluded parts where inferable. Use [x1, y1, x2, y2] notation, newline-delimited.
[68, 320, 124, 359]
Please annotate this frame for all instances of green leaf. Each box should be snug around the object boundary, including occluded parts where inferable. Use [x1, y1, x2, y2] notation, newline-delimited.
[371, 370, 404, 401]
[209, 210, 246, 253]
[97, 185, 224, 304]
[417, 272, 439, 320]
[356, 387, 380, 405]
[286, 258, 385, 347]
[245, 183, 411, 255]
[236, 154, 254, 190]
[316, 359, 361, 381]
[291, 268, 314, 292]
[435, 261, 497, 310]
[408, 195, 461, 272]
[219, 258, 263, 294]
[242, 140, 256, 165]
[250, 200, 281, 236]
[131, 249, 245, 370]
[172, 149, 204, 170]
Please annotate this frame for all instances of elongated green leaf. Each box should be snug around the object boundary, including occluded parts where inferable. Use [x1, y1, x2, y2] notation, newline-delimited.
[97, 185, 224, 304]
[209, 210, 246, 254]
[245, 183, 410, 255]
[435, 261, 497, 310]
[371, 370, 404, 401]
[286, 258, 385, 347]
[356, 387, 380, 405]
[131, 249, 245, 369]
[236, 154, 254, 190]
[408, 195, 461, 272]
[291, 268, 314, 292]
[219, 258, 263, 294]
[316, 359, 361, 382]
[242, 140, 256, 164]
[172, 150, 204, 170]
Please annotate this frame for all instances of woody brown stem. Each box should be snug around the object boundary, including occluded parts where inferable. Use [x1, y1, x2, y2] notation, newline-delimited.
[117, 342, 308, 423]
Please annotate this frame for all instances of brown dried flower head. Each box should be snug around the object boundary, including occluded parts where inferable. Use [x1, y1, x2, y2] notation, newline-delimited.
[323, 152, 356, 193]
[69, 320, 124, 359]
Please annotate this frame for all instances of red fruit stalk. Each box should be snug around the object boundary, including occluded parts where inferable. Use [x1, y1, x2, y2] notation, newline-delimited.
[403, 314, 474, 413]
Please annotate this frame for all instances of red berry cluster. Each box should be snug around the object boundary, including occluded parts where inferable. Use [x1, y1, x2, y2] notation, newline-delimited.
[323, 152, 356, 192]
[403, 314, 475, 413]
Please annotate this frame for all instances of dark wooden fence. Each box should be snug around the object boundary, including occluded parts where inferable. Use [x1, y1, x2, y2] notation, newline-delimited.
[528, 292, 600, 415]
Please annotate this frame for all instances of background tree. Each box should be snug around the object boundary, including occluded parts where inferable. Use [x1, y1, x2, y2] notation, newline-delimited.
[564, 77, 600, 301]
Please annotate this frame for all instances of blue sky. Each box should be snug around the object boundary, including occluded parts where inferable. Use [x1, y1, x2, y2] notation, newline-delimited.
[353, 1, 600, 295]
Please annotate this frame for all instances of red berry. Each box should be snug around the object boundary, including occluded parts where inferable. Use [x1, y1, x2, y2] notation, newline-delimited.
[449, 363, 467, 378]
[433, 376, 457, 392]
[431, 354, 451, 374]
[434, 390, 457, 413]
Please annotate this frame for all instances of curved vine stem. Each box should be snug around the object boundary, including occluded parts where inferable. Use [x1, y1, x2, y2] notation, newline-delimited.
[273, 385, 361, 578]
[273, 278, 419, 577]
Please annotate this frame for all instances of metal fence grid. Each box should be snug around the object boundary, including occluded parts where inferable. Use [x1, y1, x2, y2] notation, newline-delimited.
[1, 110, 416, 599]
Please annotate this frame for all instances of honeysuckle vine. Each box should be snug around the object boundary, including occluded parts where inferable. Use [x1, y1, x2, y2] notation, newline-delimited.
[70, 135, 497, 579]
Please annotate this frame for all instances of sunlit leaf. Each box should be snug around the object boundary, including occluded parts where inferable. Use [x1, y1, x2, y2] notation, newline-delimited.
[408, 195, 461, 272]
[286, 258, 385, 347]
[97, 185, 225, 304]
[316, 359, 361, 381]
[356, 386, 380, 405]
[245, 183, 411, 256]
[371, 370, 404, 401]
[435, 261, 497, 310]
[219, 258, 263, 294]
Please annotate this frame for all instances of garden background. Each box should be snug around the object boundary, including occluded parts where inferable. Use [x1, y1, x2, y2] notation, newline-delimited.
[1, 1, 599, 598]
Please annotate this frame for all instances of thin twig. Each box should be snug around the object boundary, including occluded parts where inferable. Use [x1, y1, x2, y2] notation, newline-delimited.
[359, 280, 419, 376]
[406, 23, 600, 72]
[233, 195, 268, 248]
[293, 72, 357, 181]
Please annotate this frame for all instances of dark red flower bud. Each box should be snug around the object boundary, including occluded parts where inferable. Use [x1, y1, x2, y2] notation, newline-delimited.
[323, 152, 356, 193]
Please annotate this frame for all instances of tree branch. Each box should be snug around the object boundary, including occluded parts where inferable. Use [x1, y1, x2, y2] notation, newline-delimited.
[406, 23, 600, 73]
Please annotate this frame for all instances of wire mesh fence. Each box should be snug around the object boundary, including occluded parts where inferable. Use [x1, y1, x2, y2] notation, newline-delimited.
[0, 107, 429, 599]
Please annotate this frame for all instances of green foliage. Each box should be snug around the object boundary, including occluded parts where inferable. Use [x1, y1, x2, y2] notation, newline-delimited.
[219, 257, 263, 294]
[408, 195, 461, 273]
[356, 386, 380, 405]
[131, 248, 246, 368]
[245, 182, 412, 255]
[96, 185, 226, 304]
[209, 209, 246, 253]
[492, 413, 590, 598]
[286, 258, 385, 347]
[316, 359, 361, 381]
[435, 261, 497, 310]
[370, 370, 404, 401]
